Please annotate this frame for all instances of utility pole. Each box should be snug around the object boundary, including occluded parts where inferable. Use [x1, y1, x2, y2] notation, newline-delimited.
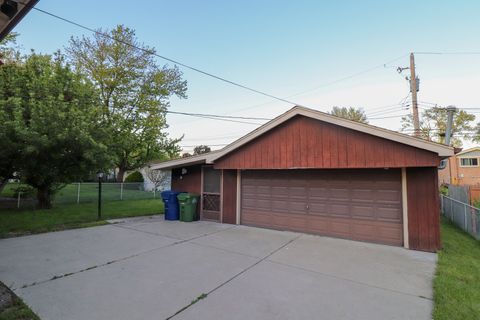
[409, 53, 421, 137]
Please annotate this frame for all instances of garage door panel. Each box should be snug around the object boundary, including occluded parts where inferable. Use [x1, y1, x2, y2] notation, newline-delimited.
[256, 186, 271, 196]
[351, 189, 373, 200]
[329, 203, 350, 217]
[309, 188, 328, 200]
[329, 188, 349, 200]
[377, 207, 402, 221]
[272, 213, 307, 231]
[271, 200, 289, 212]
[271, 186, 288, 196]
[308, 203, 328, 215]
[377, 190, 401, 201]
[241, 169, 403, 246]
[329, 220, 351, 237]
[289, 201, 307, 214]
[351, 205, 375, 218]
[242, 210, 307, 232]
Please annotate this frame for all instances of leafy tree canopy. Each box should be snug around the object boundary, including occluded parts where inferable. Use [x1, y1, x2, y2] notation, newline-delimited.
[0, 51, 110, 208]
[193, 145, 211, 155]
[330, 106, 368, 123]
[401, 107, 475, 147]
[67, 25, 187, 181]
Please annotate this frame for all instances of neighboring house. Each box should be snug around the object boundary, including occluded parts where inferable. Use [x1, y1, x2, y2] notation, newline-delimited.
[438, 147, 480, 186]
[123, 167, 172, 192]
[140, 167, 172, 192]
[151, 106, 453, 252]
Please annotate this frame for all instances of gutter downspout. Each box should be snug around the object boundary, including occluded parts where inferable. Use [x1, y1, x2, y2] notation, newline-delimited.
[439, 106, 457, 170]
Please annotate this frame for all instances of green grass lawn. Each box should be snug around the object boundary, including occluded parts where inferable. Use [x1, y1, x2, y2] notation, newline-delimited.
[433, 217, 480, 320]
[0, 198, 164, 238]
[0, 282, 40, 320]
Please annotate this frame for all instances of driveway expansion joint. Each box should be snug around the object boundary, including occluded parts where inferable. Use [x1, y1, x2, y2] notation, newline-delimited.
[165, 234, 302, 319]
[16, 224, 238, 291]
[265, 259, 433, 301]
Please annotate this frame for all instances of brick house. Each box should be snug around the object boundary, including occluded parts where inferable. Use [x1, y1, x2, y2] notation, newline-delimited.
[439, 147, 480, 186]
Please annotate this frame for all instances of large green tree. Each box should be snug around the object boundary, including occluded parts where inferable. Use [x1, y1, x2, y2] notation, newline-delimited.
[67, 25, 187, 181]
[0, 52, 109, 208]
[401, 107, 475, 147]
[0, 33, 21, 192]
[330, 106, 368, 123]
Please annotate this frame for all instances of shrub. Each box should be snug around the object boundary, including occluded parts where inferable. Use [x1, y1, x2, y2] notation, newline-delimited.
[124, 171, 144, 183]
[439, 185, 449, 196]
[12, 185, 36, 198]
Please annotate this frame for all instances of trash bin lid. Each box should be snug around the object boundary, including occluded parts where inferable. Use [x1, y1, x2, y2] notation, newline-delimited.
[177, 192, 189, 200]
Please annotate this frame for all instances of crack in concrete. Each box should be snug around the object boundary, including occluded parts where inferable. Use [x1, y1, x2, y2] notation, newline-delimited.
[265, 259, 433, 301]
[188, 241, 260, 259]
[110, 223, 185, 241]
[16, 224, 237, 291]
[165, 234, 302, 319]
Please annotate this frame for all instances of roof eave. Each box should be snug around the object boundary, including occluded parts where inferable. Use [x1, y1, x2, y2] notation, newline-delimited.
[148, 151, 218, 170]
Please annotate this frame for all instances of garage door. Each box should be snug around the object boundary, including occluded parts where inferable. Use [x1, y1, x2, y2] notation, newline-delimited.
[241, 169, 403, 246]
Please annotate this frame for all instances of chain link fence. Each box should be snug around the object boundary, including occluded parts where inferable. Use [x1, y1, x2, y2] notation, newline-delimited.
[441, 194, 480, 240]
[0, 182, 162, 209]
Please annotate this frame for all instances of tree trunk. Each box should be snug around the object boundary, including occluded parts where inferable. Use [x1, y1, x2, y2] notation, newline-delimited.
[117, 167, 126, 182]
[0, 178, 8, 194]
[37, 186, 53, 209]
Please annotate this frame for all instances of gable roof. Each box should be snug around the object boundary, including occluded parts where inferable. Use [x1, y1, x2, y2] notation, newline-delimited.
[455, 147, 480, 156]
[151, 106, 454, 170]
[149, 150, 220, 170]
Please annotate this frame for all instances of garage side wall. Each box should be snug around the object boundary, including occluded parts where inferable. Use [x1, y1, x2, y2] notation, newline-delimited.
[171, 165, 202, 194]
[222, 170, 237, 224]
[407, 167, 440, 252]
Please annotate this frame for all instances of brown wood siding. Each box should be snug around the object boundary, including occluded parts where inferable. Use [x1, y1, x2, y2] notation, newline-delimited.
[214, 116, 440, 170]
[171, 165, 202, 194]
[407, 167, 441, 252]
[241, 169, 403, 246]
[221, 170, 237, 224]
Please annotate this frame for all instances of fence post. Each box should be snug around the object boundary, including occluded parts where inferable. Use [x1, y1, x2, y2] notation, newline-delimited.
[153, 188, 156, 199]
[120, 183, 124, 200]
[77, 183, 81, 204]
[17, 191, 21, 209]
[464, 204, 468, 231]
[450, 198, 454, 221]
[440, 194, 444, 215]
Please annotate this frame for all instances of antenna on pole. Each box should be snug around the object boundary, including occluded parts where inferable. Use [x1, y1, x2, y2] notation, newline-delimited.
[439, 106, 457, 170]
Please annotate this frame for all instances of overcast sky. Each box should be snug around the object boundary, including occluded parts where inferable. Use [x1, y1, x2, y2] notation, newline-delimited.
[14, 0, 480, 151]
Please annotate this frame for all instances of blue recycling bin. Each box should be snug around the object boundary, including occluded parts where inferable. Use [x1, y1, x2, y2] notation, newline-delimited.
[161, 191, 181, 220]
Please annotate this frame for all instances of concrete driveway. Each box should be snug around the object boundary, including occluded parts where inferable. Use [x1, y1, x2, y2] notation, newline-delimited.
[0, 216, 436, 320]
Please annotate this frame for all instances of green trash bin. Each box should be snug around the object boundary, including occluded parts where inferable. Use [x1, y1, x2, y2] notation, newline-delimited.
[177, 193, 200, 222]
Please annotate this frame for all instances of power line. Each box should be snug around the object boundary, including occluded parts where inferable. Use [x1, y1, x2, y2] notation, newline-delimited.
[369, 114, 409, 120]
[25, 3, 304, 107]
[24, 2, 415, 118]
[182, 136, 240, 142]
[180, 144, 228, 148]
[275, 54, 409, 99]
[367, 105, 409, 117]
[184, 114, 265, 125]
[226, 55, 410, 115]
[166, 110, 271, 121]
[414, 51, 480, 55]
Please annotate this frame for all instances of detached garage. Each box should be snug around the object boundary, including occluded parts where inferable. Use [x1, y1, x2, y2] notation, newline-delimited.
[152, 106, 454, 252]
